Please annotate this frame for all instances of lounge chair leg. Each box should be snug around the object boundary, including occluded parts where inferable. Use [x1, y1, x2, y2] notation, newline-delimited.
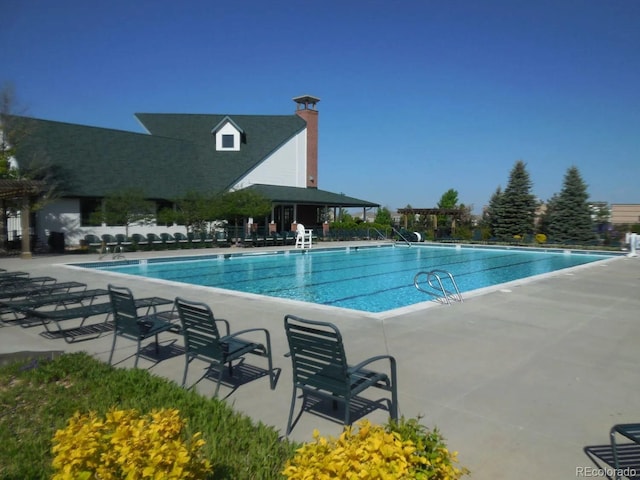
[611, 427, 621, 480]
[182, 357, 190, 387]
[344, 398, 350, 426]
[213, 363, 224, 397]
[108, 332, 118, 365]
[286, 387, 298, 436]
[263, 333, 275, 389]
[134, 339, 141, 368]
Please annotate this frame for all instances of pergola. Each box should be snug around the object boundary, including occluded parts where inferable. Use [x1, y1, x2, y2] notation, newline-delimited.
[0, 179, 45, 259]
[396, 207, 464, 230]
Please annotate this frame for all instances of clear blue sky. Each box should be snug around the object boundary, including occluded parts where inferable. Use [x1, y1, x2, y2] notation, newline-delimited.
[3, 0, 639, 213]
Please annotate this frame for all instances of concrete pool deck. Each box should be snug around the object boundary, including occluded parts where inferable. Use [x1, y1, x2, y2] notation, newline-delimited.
[1, 243, 639, 479]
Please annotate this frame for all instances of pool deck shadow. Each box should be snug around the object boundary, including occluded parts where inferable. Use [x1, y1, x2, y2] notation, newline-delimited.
[1, 242, 639, 480]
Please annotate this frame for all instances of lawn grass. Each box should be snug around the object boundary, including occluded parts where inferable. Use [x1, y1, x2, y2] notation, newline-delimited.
[0, 352, 297, 479]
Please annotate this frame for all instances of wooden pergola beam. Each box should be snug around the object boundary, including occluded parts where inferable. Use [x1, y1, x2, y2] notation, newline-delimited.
[0, 179, 45, 259]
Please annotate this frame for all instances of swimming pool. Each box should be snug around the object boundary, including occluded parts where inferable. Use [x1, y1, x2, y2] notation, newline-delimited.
[72, 244, 619, 314]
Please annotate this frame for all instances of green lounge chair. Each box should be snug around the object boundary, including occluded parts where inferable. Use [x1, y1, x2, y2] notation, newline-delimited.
[115, 234, 132, 249]
[215, 230, 231, 248]
[130, 233, 149, 248]
[146, 233, 164, 248]
[200, 232, 214, 246]
[108, 285, 175, 367]
[174, 297, 276, 397]
[101, 234, 118, 248]
[610, 423, 640, 479]
[283, 314, 398, 435]
[0, 281, 86, 301]
[160, 232, 176, 247]
[83, 234, 102, 251]
[173, 232, 190, 246]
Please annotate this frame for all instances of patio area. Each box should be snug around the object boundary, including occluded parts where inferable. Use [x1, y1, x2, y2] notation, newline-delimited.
[1, 244, 639, 479]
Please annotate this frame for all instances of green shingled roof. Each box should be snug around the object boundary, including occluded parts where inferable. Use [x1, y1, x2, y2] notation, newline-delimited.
[246, 184, 378, 207]
[11, 113, 378, 208]
[13, 113, 305, 199]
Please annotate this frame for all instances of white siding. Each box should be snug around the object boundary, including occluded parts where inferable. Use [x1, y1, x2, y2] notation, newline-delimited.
[215, 122, 241, 151]
[232, 129, 307, 189]
[38, 198, 81, 243]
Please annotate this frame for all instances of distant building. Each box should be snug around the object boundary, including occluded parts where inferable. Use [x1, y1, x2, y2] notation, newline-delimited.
[611, 204, 640, 225]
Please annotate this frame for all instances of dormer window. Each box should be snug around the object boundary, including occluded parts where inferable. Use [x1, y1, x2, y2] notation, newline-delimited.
[212, 116, 244, 152]
[222, 134, 234, 149]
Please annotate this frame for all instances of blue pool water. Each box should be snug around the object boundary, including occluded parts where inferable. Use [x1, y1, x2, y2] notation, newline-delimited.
[75, 245, 617, 313]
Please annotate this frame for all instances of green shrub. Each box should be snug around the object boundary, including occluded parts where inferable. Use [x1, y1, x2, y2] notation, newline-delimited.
[0, 353, 296, 479]
[388, 416, 470, 479]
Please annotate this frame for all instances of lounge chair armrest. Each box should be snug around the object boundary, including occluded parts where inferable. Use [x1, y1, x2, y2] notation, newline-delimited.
[213, 318, 230, 336]
[348, 354, 397, 381]
[222, 327, 271, 350]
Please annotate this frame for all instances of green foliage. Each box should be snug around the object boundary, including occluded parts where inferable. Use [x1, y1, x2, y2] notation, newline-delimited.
[217, 189, 272, 224]
[0, 352, 297, 479]
[328, 221, 392, 240]
[453, 225, 472, 240]
[91, 188, 155, 237]
[491, 161, 537, 240]
[171, 190, 216, 234]
[374, 206, 393, 226]
[437, 189, 459, 209]
[481, 186, 502, 236]
[337, 208, 354, 223]
[0, 83, 19, 179]
[545, 166, 595, 244]
[387, 416, 470, 479]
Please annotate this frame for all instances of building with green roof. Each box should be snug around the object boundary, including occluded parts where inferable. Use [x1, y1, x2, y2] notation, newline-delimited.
[8, 95, 378, 247]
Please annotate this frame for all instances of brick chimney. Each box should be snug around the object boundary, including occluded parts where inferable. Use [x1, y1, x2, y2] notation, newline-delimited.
[293, 95, 319, 188]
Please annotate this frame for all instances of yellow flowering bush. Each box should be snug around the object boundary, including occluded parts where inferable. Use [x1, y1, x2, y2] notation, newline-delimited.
[282, 418, 468, 480]
[51, 408, 212, 480]
[535, 233, 547, 244]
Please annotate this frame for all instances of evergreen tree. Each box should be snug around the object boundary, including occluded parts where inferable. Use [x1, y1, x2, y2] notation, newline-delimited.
[482, 186, 503, 237]
[493, 160, 536, 239]
[546, 166, 595, 244]
[537, 193, 559, 236]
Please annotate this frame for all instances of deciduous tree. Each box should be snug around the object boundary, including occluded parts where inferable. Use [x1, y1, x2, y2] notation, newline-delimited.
[90, 188, 155, 238]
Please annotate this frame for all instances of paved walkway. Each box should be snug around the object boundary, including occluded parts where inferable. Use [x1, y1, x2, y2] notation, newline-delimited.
[1, 244, 639, 479]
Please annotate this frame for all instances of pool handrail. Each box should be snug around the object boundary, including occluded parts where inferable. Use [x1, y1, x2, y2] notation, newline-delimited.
[392, 227, 412, 247]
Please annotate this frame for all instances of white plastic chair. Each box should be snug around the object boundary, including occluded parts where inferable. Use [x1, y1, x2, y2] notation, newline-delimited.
[295, 224, 312, 248]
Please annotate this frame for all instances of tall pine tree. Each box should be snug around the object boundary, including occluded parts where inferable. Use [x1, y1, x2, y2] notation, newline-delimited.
[482, 186, 503, 238]
[547, 166, 594, 244]
[493, 160, 537, 239]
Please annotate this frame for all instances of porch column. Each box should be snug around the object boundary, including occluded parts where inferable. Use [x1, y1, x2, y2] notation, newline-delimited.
[0, 199, 6, 251]
[20, 194, 32, 259]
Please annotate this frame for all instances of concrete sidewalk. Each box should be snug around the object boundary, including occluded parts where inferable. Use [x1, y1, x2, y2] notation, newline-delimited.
[1, 245, 639, 479]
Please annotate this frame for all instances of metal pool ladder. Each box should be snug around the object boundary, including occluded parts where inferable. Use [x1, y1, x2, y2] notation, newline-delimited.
[414, 270, 463, 305]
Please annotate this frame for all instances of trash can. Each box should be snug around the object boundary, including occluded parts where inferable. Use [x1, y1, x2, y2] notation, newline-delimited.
[48, 231, 65, 254]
